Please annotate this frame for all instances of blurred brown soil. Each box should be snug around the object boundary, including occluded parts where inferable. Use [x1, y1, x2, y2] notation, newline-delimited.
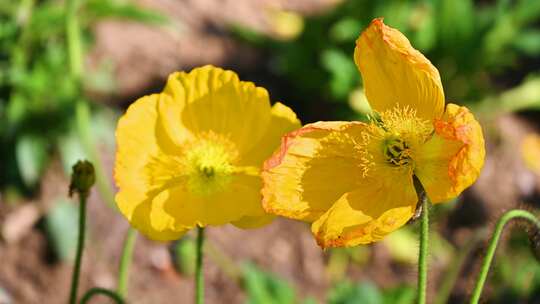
[88, 0, 337, 102]
[2, 1, 540, 303]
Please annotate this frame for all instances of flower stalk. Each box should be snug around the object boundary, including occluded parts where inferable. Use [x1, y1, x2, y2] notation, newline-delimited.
[195, 226, 205, 304]
[469, 209, 540, 304]
[68, 160, 95, 304]
[416, 181, 430, 304]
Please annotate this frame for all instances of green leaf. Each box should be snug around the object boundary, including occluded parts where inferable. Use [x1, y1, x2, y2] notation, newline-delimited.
[329, 18, 363, 43]
[382, 285, 415, 304]
[513, 0, 540, 25]
[173, 237, 196, 276]
[15, 135, 48, 187]
[411, 4, 437, 52]
[328, 281, 382, 304]
[495, 75, 540, 112]
[44, 199, 79, 261]
[243, 263, 296, 304]
[58, 129, 88, 175]
[229, 23, 269, 46]
[85, 0, 168, 24]
[512, 30, 540, 56]
[436, 0, 475, 48]
[320, 48, 359, 99]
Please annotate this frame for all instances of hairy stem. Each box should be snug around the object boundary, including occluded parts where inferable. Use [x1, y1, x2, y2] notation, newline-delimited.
[469, 209, 539, 304]
[80, 287, 124, 304]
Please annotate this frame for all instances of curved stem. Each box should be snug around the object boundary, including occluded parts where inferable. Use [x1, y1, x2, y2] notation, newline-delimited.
[469, 209, 539, 304]
[417, 191, 430, 304]
[68, 194, 88, 304]
[79, 287, 124, 304]
[117, 228, 137, 298]
[195, 226, 205, 304]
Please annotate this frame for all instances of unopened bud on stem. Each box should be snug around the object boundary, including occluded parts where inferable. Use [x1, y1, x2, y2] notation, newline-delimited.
[69, 160, 95, 198]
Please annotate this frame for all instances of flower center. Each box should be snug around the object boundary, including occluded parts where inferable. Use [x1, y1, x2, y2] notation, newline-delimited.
[383, 135, 412, 166]
[357, 106, 433, 175]
[183, 132, 238, 196]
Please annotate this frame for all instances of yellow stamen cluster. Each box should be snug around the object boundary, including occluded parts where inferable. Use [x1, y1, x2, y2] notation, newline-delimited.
[182, 132, 239, 196]
[357, 106, 433, 176]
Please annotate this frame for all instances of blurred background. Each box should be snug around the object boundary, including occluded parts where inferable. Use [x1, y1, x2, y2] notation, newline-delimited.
[1, 0, 540, 303]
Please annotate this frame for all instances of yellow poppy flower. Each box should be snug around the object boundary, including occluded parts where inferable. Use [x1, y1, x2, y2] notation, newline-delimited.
[114, 65, 300, 241]
[261, 18, 485, 248]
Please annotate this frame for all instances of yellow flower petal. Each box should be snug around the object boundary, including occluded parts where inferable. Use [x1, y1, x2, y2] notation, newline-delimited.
[414, 104, 485, 203]
[354, 18, 445, 120]
[240, 102, 301, 166]
[311, 168, 417, 248]
[261, 121, 368, 222]
[161, 65, 272, 155]
[114, 93, 187, 240]
[131, 201, 189, 241]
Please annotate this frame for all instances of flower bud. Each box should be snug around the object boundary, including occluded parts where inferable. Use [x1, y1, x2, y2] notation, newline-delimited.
[69, 160, 95, 197]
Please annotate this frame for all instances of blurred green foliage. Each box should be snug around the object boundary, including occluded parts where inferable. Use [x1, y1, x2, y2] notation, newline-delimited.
[0, 0, 165, 195]
[44, 198, 80, 260]
[233, 0, 540, 121]
[242, 263, 416, 304]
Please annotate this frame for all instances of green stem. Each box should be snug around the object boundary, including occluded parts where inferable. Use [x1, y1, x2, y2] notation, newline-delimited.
[79, 287, 124, 304]
[417, 191, 430, 304]
[469, 209, 539, 304]
[117, 228, 137, 298]
[68, 193, 88, 304]
[195, 226, 205, 304]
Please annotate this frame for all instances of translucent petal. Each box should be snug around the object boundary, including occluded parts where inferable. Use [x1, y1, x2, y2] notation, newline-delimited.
[354, 18, 444, 120]
[162, 65, 272, 155]
[262, 121, 368, 222]
[311, 168, 417, 248]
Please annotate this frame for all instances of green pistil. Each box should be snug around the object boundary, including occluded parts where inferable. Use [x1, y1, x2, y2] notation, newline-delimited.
[383, 136, 411, 166]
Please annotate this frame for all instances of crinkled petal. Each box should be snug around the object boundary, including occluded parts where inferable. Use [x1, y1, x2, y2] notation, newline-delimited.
[414, 103, 485, 203]
[161, 65, 272, 155]
[114, 94, 186, 240]
[240, 102, 301, 166]
[311, 168, 417, 248]
[354, 18, 444, 120]
[262, 121, 368, 222]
